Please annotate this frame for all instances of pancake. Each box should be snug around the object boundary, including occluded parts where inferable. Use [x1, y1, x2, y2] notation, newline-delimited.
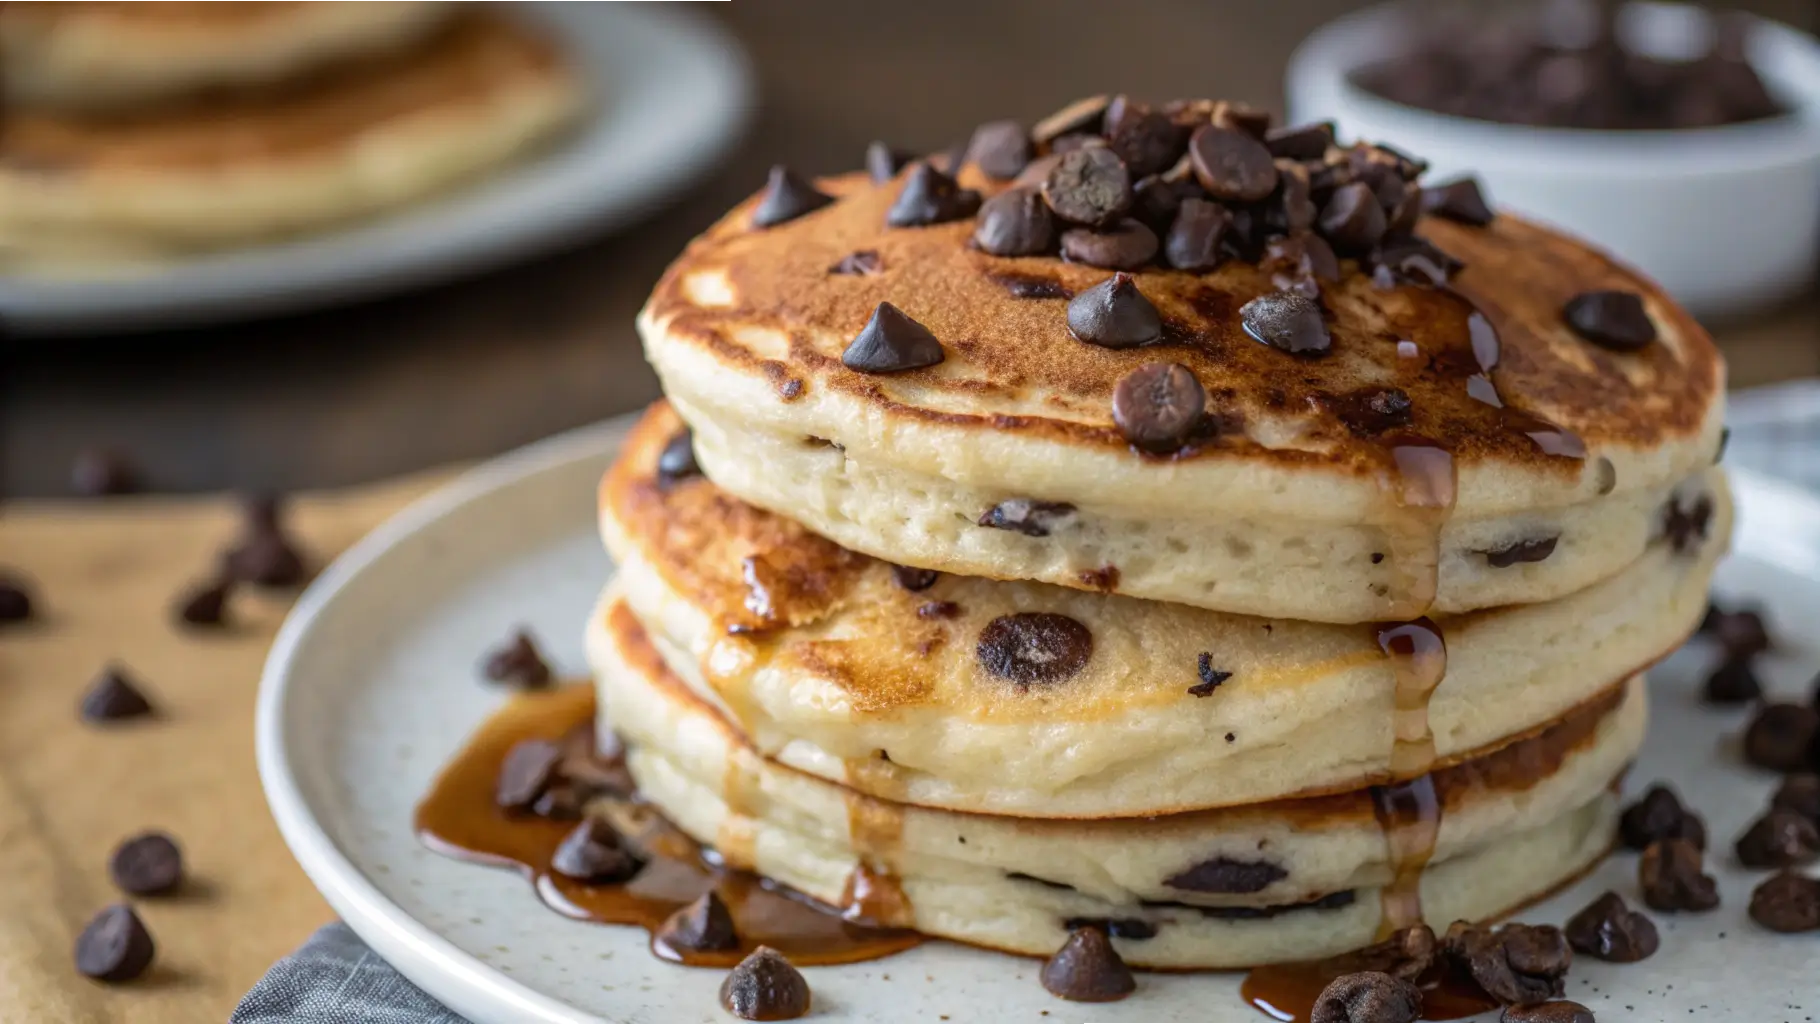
[598, 402, 1725, 818]
[594, 590, 1634, 968]
[0, 10, 583, 270]
[1, 3, 457, 110]
[638, 100, 1725, 623]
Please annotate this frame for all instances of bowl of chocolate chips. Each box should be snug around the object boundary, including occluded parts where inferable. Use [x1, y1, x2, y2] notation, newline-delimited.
[1288, 0, 1820, 318]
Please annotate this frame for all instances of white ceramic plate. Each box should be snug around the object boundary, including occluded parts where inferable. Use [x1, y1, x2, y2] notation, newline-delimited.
[0, 5, 750, 337]
[257, 421, 1820, 1024]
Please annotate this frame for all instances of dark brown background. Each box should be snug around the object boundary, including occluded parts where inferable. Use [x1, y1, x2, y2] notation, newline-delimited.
[3, 0, 1816, 497]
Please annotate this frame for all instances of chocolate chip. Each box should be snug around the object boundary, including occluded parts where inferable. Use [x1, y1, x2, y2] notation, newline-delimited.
[1502, 1003, 1595, 1023]
[656, 429, 701, 488]
[482, 629, 552, 688]
[1039, 926, 1135, 1003]
[1639, 837, 1720, 912]
[1241, 290, 1330, 356]
[80, 664, 155, 723]
[1062, 917, 1156, 940]
[1043, 147, 1132, 227]
[1060, 219, 1158, 270]
[887, 162, 981, 227]
[1047, 133, 1105, 155]
[530, 784, 589, 821]
[74, 905, 155, 983]
[976, 612, 1093, 689]
[890, 565, 939, 592]
[1066, 272, 1161, 348]
[977, 499, 1076, 537]
[495, 739, 563, 811]
[1750, 870, 1820, 932]
[1130, 174, 1192, 233]
[0, 576, 33, 624]
[842, 302, 945, 373]
[1440, 921, 1571, 1004]
[829, 250, 882, 276]
[657, 891, 739, 952]
[973, 188, 1056, 256]
[1663, 493, 1714, 553]
[1745, 703, 1818, 772]
[1423, 176, 1495, 226]
[1163, 857, 1286, 894]
[1112, 362, 1204, 453]
[1563, 290, 1656, 350]
[1704, 656, 1762, 705]
[1163, 197, 1229, 271]
[1737, 810, 1820, 868]
[967, 119, 1032, 180]
[1103, 95, 1189, 178]
[720, 946, 811, 1020]
[1319, 181, 1388, 251]
[1564, 891, 1658, 962]
[1266, 121, 1336, 160]
[1272, 160, 1318, 234]
[1311, 971, 1422, 1023]
[1190, 652, 1231, 697]
[1774, 774, 1820, 823]
[225, 531, 306, 589]
[174, 577, 232, 627]
[1033, 95, 1111, 147]
[1484, 536, 1559, 568]
[551, 818, 644, 883]
[1370, 236, 1463, 287]
[865, 141, 913, 183]
[109, 832, 184, 896]
[71, 448, 138, 496]
[1336, 924, 1439, 981]
[751, 166, 834, 228]
[1187, 124, 1279, 201]
[1212, 100, 1273, 139]
[1266, 232, 1340, 288]
[1619, 785, 1705, 851]
[1714, 608, 1772, 658]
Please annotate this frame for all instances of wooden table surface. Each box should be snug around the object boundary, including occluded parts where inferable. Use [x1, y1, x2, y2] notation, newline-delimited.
[3, 0, 1817, 499]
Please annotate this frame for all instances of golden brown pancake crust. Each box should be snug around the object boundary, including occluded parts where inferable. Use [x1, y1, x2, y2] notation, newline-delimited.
[645, 165, 1719, 481]
[0, 11, 564, 172]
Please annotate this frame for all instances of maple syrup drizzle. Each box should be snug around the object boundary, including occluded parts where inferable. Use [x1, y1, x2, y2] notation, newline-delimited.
[1241, 956, 1495, 1023]
[413, 683, 921, 967]
[1378, 434, 1457, 620]
[841, 789, 914, 926]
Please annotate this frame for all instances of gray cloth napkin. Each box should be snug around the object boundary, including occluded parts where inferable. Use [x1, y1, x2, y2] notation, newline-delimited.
[231, 923, 468, 1024]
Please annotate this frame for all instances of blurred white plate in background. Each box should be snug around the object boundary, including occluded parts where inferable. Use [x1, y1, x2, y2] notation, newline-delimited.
[0, 4, 751, 337]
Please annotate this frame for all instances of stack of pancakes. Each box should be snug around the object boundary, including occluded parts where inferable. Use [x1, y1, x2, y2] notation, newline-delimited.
[0, 3, 583, 270]
[587, 96, 1729, 968]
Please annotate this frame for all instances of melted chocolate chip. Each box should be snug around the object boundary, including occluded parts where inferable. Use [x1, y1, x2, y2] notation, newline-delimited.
[1564, 891, 1658, 962]
[1704, 656, 1762, 705]
[482, 629, 552, 688]
[967, 119, 1032, 180]
[1266, 121, 1336, 160]
[74, 905, 155, 983]
[1750, 870, 1820, 933]
[1483, 536, 1559, 568]
[1737, 810, 1820, 869]
[1060, 219, 1158, 269]
[976, 612, 1093, 689]
[551, 818, 644, 883]
[1619, 785, 1705, 851]
[1663, 493, 1714, 553]
[1163, 856, 1286, 894]
[1040, 926, 1136, 1003]
[1103, 95, 1189, 178]
[1639, 837, 1720, 912]
[720, 946, 812, 1021]
[890, 564, 939, 592]
[842, 302, 945, 373]
[1241, 290, 1331, 356]
[973, 188, 1056, 256]
[1189, 652, 1231, 697]
[1163, 197, 1229, 271]
[495, 739, 563, 811]
[1187, 124, 1279, 201]
[1319, 181, 1388, 251]
[1744, 703, 1818, 772]
[1112, 362, 1205, 452]
[1563, 290, 1656, 350]
[1423, 176, 1495, 225]
[1502, 1002, 1595, 1023]
[109, 832, 184, 897]
[751, 166, 835, 228]
[864, 141, 913, 183]
[1311, 971, 1422, 1023]
[1061, 916, 1157, 940]
[174, 577, 232, 627]
[977, 498, 1076, 537]
[887, 162, 981, 227]
[1043, 147, 1133, 227]
[656, 429, 701, 487]
[1441, 922, 1570, 1004]
[1032, 95, 1111, 147]
[657, 891, 740, 953]
[80, 664, 155, 723]
[829, 250, 882, 276]
[1066, 272, 1161, 348]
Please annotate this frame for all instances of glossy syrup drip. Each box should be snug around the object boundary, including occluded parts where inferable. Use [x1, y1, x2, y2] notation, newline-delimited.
[1241, 956, 1495, 1023]
[1377, 435, 1457, 620]
[1369, 617, 1448, 938]
[413, 684, 922, 968]
[842, 789, 914, 926]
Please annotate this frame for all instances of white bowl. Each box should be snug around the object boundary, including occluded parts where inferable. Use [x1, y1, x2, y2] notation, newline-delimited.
[1287, 1, 1820, 319]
